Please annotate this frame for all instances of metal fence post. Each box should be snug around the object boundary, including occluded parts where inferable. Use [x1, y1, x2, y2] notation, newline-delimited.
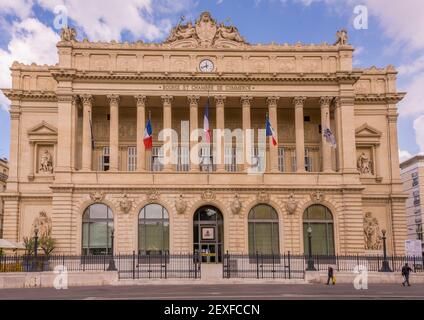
[132, 251, 135, 279]
[256, 251, 259, 279]
[288, 251, 291, 279]
[164, 252, 167, 279]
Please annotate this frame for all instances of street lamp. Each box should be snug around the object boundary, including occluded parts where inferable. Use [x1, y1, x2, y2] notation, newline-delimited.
[33, 227, 39, 271]
[107, 228, 117, 271]
[306, 226, 316, 271]
[379, 229, 392, 272]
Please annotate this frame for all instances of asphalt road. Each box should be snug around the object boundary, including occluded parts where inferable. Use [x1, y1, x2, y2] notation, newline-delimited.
[0, 283, 422, 300]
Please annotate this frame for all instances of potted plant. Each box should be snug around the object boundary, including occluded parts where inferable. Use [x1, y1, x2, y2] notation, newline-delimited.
[39, 236, 56, 271]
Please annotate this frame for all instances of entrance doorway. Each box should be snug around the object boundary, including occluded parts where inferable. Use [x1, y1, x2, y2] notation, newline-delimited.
[193, 206, 223, 263]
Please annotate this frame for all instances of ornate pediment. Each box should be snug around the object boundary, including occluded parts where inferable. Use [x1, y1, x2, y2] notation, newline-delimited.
[27, 121, 58, 143]
[355, 123, 382, 138]
[165, 12, 248, 48]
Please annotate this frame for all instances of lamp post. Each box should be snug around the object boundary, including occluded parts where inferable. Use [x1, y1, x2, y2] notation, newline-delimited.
[379, 229, 392, 272]
[306, 226, 316, 271]
[33, 227, 39, 271]
[107, 228, 117, 271]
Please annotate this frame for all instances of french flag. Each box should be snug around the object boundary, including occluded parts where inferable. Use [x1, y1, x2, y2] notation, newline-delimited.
[143, 117, 153, 150]
[266, 114, 277, 146]
[204, 99, 211, 143]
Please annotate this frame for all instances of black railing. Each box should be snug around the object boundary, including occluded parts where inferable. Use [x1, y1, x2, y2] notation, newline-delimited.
[0, 253, 202, 279]
[223, 252, 424, 279]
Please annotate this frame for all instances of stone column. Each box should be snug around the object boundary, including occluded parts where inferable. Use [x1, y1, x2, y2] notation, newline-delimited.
[336, 96, 357, 173]
[56, 94, 74, 181]
[81, 94, 94, 171]
[320, 96, 333, 172]
[293, 97, 306, 172]
[334, 99, 343, 172]
[135, 95, 146, 172]
[107, 94, 120, 172]
[241, 96, 252, 171]
[188, 95, 200, 172]
[215, 96, 226, 172]
[267, 96, 279, 172]
[70, 95, 80, 170]
[7, 104, 21, 191]
[161, 95, 173, 172]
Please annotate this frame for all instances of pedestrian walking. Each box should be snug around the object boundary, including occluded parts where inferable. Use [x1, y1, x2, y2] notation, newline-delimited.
[401, 263, 413, 287]
[327, 266, 335, 285]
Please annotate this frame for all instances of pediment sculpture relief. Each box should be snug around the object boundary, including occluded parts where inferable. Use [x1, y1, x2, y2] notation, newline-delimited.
[165, 12, 247, 47]
[60, 26, 77, 42]
[31, 211, 52, 238]
[364, 212, 382, 250]
[39, 149, 53, 173]
[357, 152, 373, 175]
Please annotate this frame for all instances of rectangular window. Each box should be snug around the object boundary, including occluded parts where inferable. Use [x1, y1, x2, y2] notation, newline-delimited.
[278, 147, 285, 172]
[176, 145, 189, 172]
[200, 146, 215, 172]
[127, 146, 137, 171]
[250, 147, 265, 173]
[291, 152, 297, 172]
[305, 147, 312, 172]
[151, 146, 164, 172]
[225, 147, 237, 172]
[100, 147, 110, 171]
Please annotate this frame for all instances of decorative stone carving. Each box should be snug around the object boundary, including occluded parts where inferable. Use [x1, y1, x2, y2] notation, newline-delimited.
[90, 191, 105, 203]
[147, 189, 160, 202]
[31, 211, 52, 238]
[201, 189, 216, 201]
[257, 191, 269, 203]
[285, 193, 298, 215]
[230, 194, 242, 215]
[310, 191, 324, 203]
[293, 96, 307, 107]
[363, 212, 382, 250]
[334, 29, 348, 45]
[39, 149, 53, 173]
[119, 194, 133, 214]
[60, 26, 77, 42]
[165, 12, 246, 47]
[175, 194, 187, 214]
[357, 152, 373, 175]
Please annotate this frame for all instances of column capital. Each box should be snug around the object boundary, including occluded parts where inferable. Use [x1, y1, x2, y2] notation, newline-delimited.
[71, 95, 80, 106]
[266, 96, 279, 107]
[107, 94, 120, 106]
[241, 96, 253, 106]
[161, 95, 173, 105]
[293, 96, 307, 108]
[80, 94, 94, 106]
[187, 95, 200, 106]
[135, 95, 147, 106]
[319, 96, 333, 107]
[214, 95, 226, 106]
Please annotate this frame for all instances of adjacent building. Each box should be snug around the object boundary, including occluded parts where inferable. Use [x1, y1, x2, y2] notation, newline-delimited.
[1, 12, 407, 260]
[400, 155, 424, 252]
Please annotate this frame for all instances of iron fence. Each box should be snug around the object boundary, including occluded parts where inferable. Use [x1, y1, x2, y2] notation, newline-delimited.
[0, 253, 202, 279]
[223, 252, 424, 279]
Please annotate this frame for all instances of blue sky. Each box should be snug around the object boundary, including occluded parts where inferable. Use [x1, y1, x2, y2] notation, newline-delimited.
[0, 0, 423, 162]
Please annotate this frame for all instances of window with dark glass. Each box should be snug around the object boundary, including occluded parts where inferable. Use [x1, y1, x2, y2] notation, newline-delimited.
[82, 204, 113, 255]
[303, 204, 335, 255]
[138, 204, 169, 255]
[248, 204, 280, 255]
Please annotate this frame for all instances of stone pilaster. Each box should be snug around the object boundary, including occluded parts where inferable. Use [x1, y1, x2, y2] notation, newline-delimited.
[293, 97, 306, 172]
[81, 94, 94, 171]
[320, 96, 333, 172]
[161, 95, 173, 172]
[107, 94, 120, 172]
[267, 96, 279, 172]
[135, 95, 147, 172]
[56, 94, 74, 181]
[188, 96, 200, 172]
[215, 96, 226, 172]
[241, 96, 252, 171]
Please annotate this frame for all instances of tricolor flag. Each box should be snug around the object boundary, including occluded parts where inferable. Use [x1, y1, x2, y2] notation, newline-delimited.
[323, 127, 337, 148]
[144, 116, 153, 150]
[203, 99, 211, 143]
[266, 114, 277, 146]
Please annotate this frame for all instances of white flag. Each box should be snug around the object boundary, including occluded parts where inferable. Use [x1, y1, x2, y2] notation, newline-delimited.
[323, 128, 337, 148]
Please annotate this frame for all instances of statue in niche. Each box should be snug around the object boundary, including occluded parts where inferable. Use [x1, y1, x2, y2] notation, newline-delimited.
[363, 212, 382, 250]
[334, 29, 348, 45]
[39, 149, 53, 173]
[31, 211, 52, 238]
[357, 152, 373, 175]
[60, 26, 77, 42]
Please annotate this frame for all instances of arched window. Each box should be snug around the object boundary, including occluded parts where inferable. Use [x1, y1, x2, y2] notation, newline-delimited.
[82, 204, 113, 255]
[138, 204, 169, 255]
[248, 204, 280, 255]
[303, 204, 335, 255]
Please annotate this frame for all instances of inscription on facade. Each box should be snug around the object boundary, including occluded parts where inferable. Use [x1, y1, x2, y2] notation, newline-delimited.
[162, 84, 252, 92]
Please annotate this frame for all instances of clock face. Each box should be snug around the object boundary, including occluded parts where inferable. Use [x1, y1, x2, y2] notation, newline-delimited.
[199, 59, 214, 72]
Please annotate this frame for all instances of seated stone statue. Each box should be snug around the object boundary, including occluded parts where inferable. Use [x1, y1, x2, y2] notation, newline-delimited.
[216, 23, 245, 43]
[166, 22, 196, 42]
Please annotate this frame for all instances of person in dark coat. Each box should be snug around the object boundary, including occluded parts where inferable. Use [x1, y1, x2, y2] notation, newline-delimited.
[326, 266, 334, 285]
[401, 263, 413, 286]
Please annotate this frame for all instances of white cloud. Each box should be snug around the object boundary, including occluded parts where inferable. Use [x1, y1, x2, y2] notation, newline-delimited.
[0, 18, 60, 110]
[399, 149, 412, 163]
[413, 116, 424, 154]
[0, 0, 34, 19]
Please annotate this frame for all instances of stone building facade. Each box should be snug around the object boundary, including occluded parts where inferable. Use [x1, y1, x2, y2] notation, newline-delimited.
[1, 12, 407, 258]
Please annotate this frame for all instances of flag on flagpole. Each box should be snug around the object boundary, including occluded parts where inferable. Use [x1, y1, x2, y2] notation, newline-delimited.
[144, 115, 153, 150]
[266, 114, 277, 146]
[323, 127, 337, 148]
[203, 99, 211, 143]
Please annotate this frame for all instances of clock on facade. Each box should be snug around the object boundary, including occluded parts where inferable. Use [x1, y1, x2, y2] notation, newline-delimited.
[199, 59, 214, 72]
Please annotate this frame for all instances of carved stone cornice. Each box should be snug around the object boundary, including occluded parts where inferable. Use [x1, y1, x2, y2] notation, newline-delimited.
[107, 94, 120, 106]
[135, 95, 147, 106]
[161, 95, 173, 105]
[214, 95, 226, 106]
[293, 96, 307, 108]
[266, 96, 279, 107]
[80, 94, 94, 106]
[57, 95, 73, 103]
[3, 90, 57, 101]
[187, 95, 200, 106]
